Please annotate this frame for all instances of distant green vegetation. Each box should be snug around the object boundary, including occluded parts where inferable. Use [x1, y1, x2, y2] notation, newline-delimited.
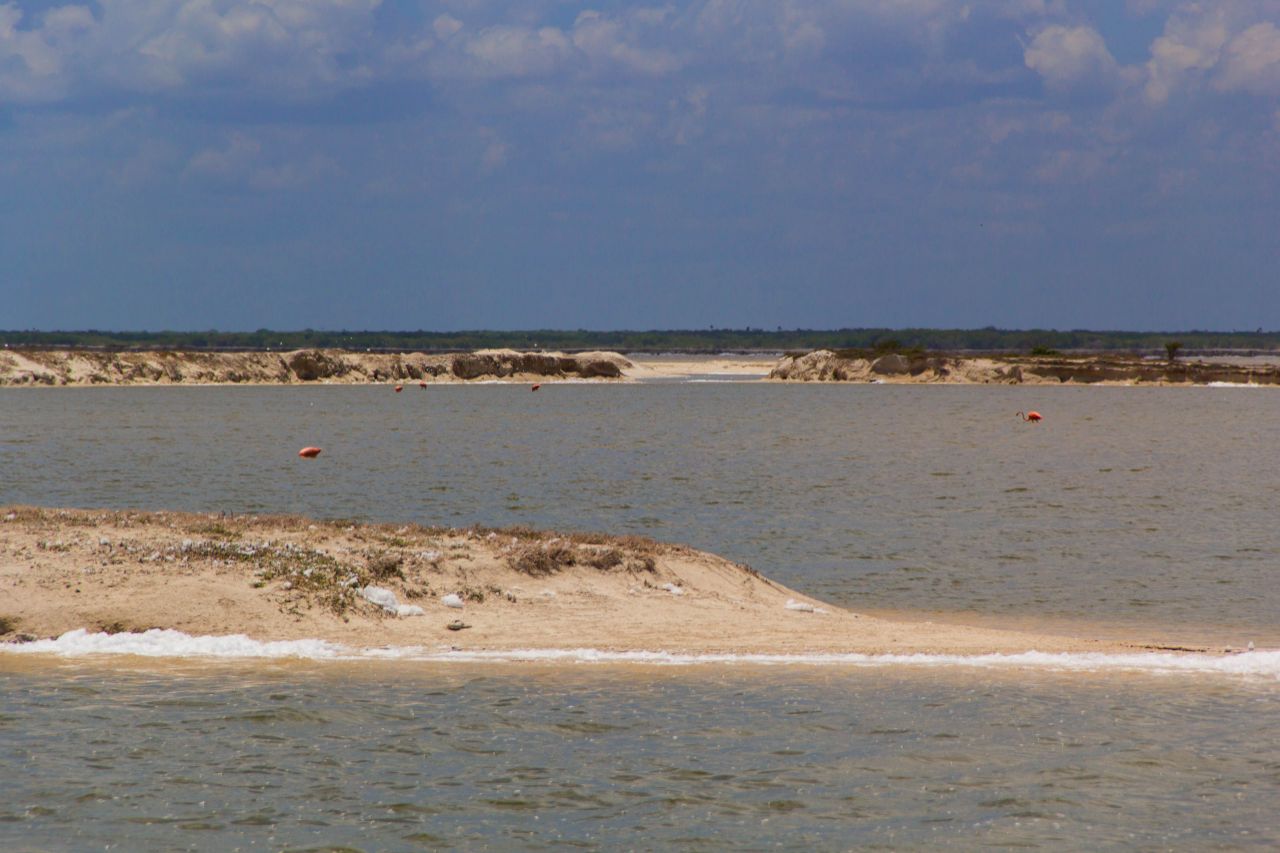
[1, 327, 1277, 353]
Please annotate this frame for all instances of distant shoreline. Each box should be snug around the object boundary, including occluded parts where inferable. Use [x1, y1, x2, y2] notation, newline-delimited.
[767, 350, 1280, 386]
[0, 348, 634, 387]
[6, 326, 1280, 357]
[3, 346, 1277, 387]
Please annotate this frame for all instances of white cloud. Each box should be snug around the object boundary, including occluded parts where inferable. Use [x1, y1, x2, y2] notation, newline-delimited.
[1025, 24, 1118, 89]
[425, 8, 683, 81]
[1143, 5, 1230, 103]
[42, 5, 95, 40]
[434, 14, 463, 41]
[185, 132, 339, 189]
[572, 10, 682, 76]
[460, 24, 573, 78]
[1214, 20, 1280, 94]
[669, 85, 709, 145]
[125, 0, 381, 92]
[575, 104, 656, 152]
[1024, 23, 1116, 91]
[1137, 2, 1280, 104]
[185, 132, 262, 180]
[0, 3, 91, 101]
[250, 153, 340, 190]
[2, 0, 384, 102]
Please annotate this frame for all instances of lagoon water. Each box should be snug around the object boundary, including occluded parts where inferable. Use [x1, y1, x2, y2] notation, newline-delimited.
[2, 381, 1279, 849]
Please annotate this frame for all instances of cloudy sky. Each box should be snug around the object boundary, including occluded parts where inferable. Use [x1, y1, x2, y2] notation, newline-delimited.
[2, 0, 1278, 331]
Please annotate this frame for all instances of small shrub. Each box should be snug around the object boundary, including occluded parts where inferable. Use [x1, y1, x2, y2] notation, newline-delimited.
[1030, 346, 1060, 356]
[509, 544, 577, 577]
[191, 522, 241, 540]
[0, 615, 16, 635]
[183, 539, 364, 614]
[366, 551, 404, 580]
[627, 555, 656, 574]
[585, 548, 624, 570]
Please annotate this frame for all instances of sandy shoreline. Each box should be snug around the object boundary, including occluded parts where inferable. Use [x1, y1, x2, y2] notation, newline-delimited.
[0, 347, 774, 388]
[769, 350, 1280, 385]
[4, 347, 1279, 387]
[0, 507, 1228, 659]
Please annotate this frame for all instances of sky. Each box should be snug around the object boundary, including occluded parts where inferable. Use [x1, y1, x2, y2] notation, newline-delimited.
[1, 0, 1278, 332]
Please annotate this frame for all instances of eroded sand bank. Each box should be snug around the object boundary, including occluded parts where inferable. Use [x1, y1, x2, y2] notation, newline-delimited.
[0, 348, 634, 387]
[769, 350, 1280, 385]
[0, 347, 774, 387]
[5, 346, 1278, 387]
[0, 507, 1216, 657]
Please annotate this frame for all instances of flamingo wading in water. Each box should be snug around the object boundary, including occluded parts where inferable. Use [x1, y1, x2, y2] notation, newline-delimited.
[1016, 411, 1043, 423]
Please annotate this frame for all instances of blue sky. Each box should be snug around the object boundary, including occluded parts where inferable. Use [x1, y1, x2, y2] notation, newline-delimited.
[2, 0, 1278, 332]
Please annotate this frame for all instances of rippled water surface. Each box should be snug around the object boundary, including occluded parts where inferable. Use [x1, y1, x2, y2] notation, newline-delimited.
[2, 382, 1278, 642]
[2, 381, 1279, 849]
[2, 659, 1278, 851]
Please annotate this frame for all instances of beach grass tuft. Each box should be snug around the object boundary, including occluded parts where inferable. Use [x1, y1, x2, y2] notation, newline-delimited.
[509, 543, 577, 577]
[366, 551, 404, 580]
[189, 522, 241, 540]
[180, 539, 368, 614]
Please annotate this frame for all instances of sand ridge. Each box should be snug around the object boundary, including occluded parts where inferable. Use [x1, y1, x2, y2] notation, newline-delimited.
[0, 347, 771, 387]
[0, 348, 633, 387]
[0, 507, 1207, 657]
[768, 349, 1280, 385]
[5, 346, 1279, 388]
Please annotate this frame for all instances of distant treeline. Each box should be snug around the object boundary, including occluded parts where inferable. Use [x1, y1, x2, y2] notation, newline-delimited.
[1, 328, 1278, 353]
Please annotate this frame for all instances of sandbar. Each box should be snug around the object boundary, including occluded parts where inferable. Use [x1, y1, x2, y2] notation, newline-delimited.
[0, 507, 1219, 658]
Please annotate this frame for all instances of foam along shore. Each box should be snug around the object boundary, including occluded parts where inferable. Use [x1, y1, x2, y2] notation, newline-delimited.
[0, 506, 1232, 659]
[769, 350, 1280, 385]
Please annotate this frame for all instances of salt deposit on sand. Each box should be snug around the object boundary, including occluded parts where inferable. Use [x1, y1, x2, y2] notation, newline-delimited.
[0, 506, 1226, 658]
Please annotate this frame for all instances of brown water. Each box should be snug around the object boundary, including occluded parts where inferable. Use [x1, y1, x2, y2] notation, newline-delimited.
[2, 382, 1277, 644]
[2, 658, 1278, 851]
[1, 383, 1278, 850]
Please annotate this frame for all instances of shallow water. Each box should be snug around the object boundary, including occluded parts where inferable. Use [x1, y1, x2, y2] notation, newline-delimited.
[2, 382, 1277, 644]
[2, 659, 1278, 851]
[2, 382, 1279, 849]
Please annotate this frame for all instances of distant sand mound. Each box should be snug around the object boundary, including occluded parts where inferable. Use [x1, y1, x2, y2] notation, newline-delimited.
[768, 350, 1280, 386]
[0, 348, 631, 386]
